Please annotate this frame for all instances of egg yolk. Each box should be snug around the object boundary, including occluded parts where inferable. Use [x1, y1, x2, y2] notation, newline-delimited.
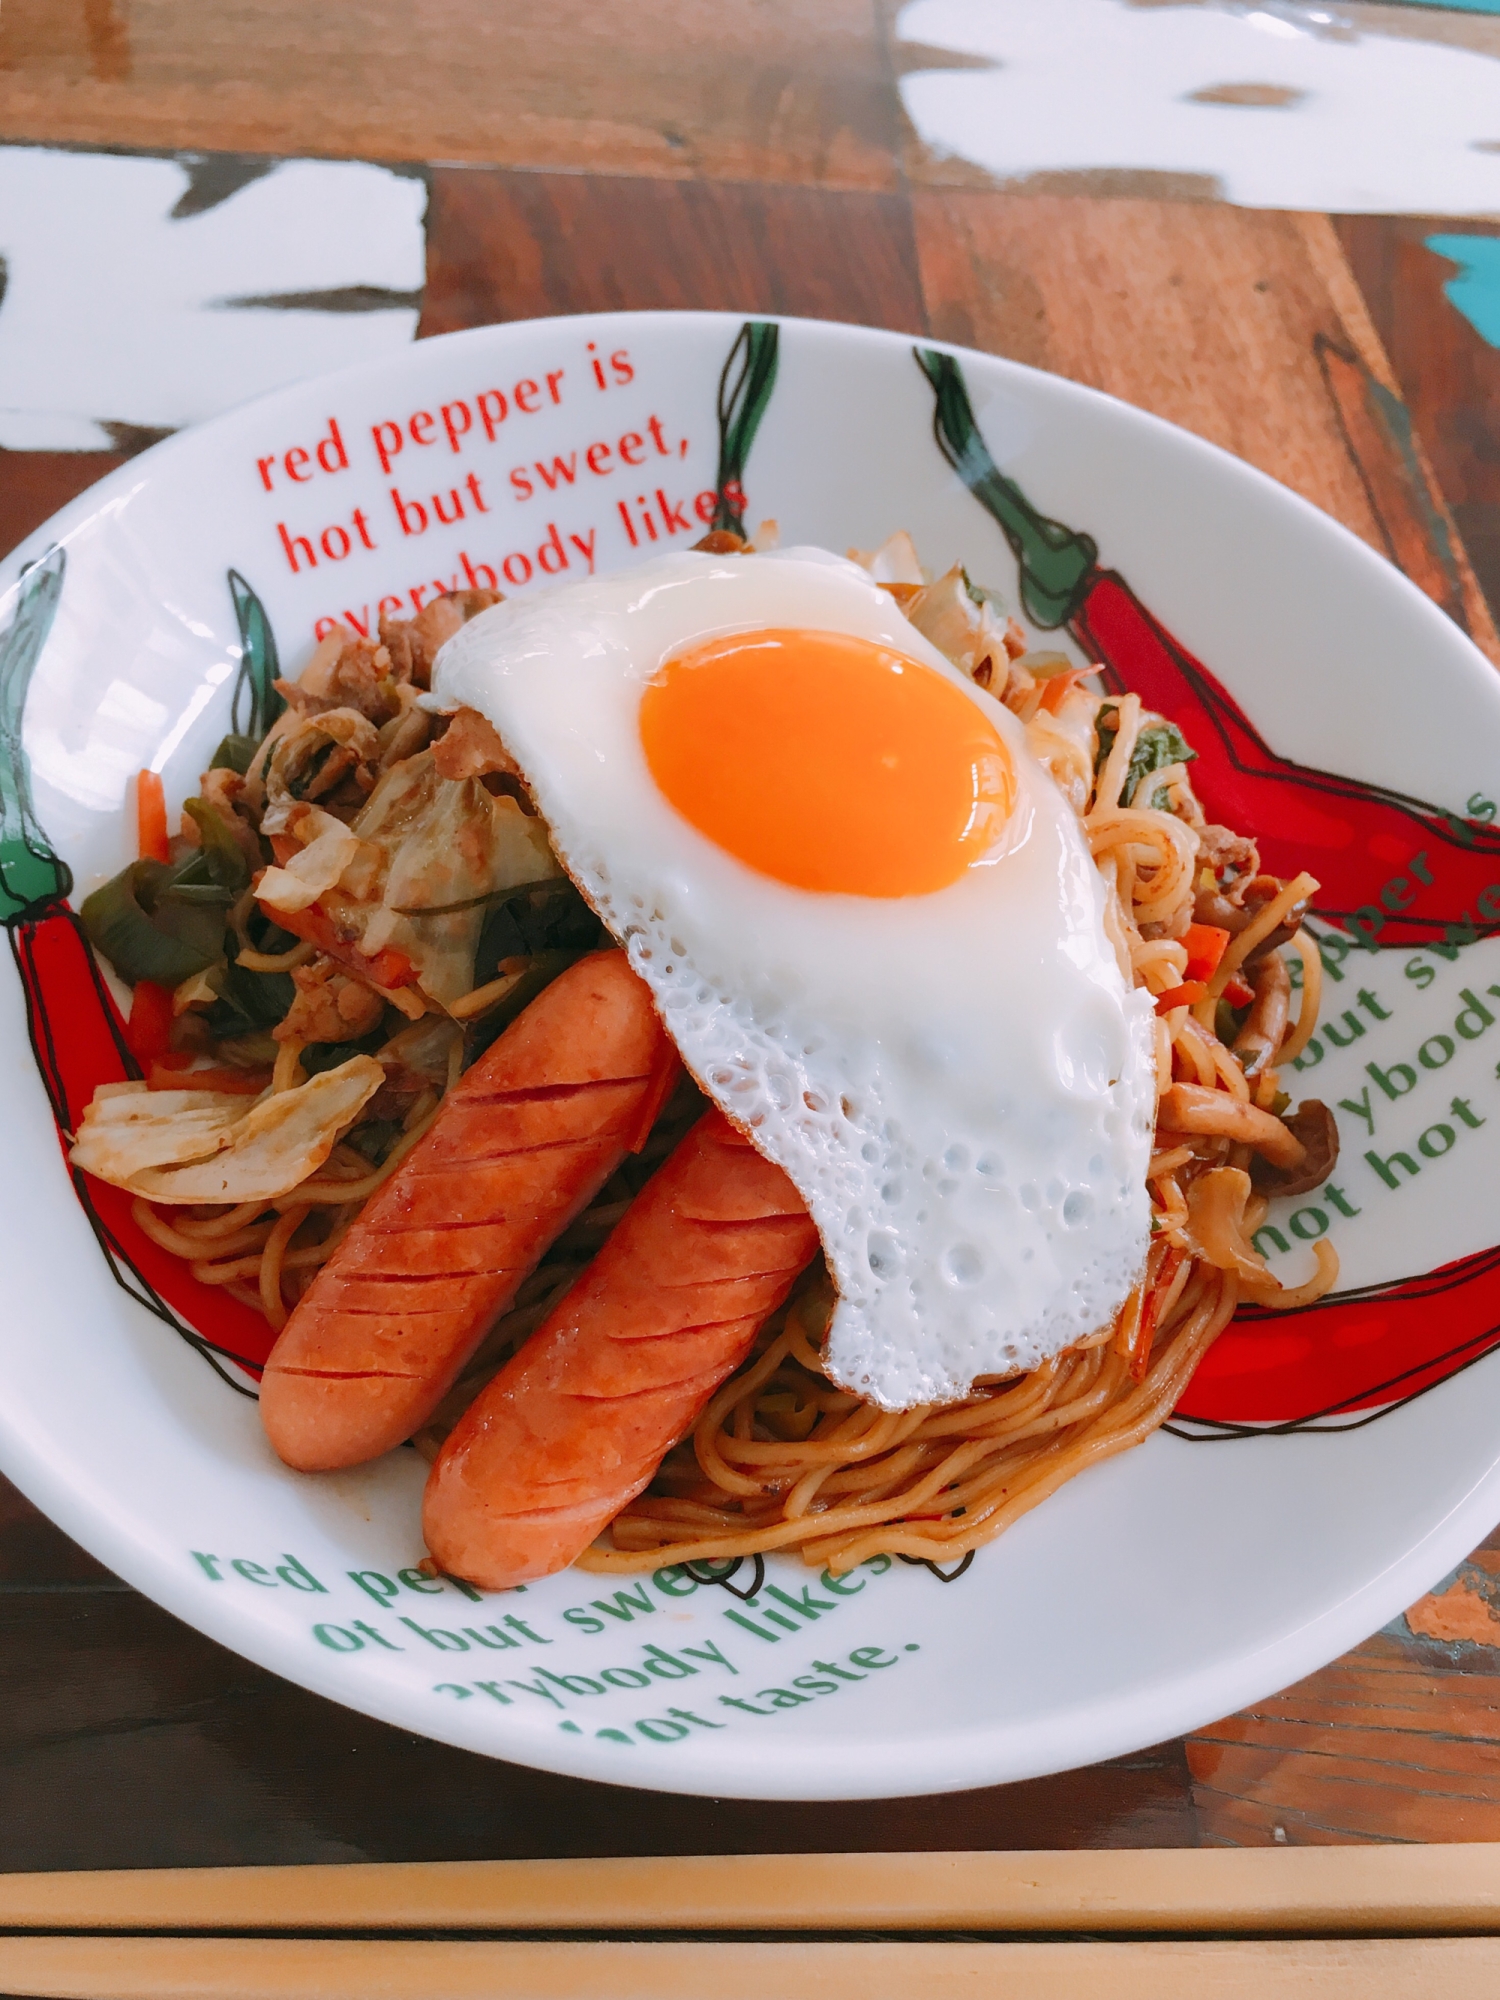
[638, 628, 1016, 897]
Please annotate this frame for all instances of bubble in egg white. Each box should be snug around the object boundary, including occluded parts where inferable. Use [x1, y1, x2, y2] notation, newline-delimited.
[946, 1244, 983, 1286]
[433, 547, 1155, 1409]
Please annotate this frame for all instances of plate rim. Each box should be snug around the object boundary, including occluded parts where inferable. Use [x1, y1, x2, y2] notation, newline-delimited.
[2, 304, 1497, 1800]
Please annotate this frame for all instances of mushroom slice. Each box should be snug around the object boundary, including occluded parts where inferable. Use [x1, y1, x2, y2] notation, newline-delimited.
[1232, 953, 1291, 1078]
[1250, 1100, 1340, 1200]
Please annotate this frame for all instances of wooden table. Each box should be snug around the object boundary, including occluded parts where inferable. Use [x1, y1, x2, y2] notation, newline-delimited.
[3, 1, 1500, 1866]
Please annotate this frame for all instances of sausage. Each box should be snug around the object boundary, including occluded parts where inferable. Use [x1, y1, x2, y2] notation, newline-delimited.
[259, 950, 676, 1471]
[422, 1107, 819, 1588]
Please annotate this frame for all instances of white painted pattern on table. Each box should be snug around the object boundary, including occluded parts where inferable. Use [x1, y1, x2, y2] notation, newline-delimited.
[0, 148, 426, 453]
[898, 0, 1500, 214]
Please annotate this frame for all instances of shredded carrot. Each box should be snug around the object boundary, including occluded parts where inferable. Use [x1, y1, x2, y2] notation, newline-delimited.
[1181, 922, 1230, 983]
[1154, 981, 1206, 1014]
[268, 900, 419, 991]
[136, 769, 170, 863]
[148, 1062, 270, 1095]
[126, 981, 175, 1065]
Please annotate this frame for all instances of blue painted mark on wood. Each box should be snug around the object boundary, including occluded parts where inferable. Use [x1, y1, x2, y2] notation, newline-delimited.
[1399, 0, 1500, 14]
[1426, 234, 1500, 349]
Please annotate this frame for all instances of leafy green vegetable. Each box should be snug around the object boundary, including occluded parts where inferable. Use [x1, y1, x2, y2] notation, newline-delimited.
[300, 1029, 387, 1079]
[81, 791, 265, 988]
[202, 905, 299, 1037]
[1094, 707, 1119, 776]
[1122, 722, 1195, 807]
[394, 874, 564, 920]
[152, 881, 235, 905]
[1215, 999, 1244, 1046]
[961, 569, 1006, 614]
[209, 734, 259, 776]
[248, 912, 302, 956]
[181, 798, 251, 889]
[1095, 715, 1197, 804]
[204, 949, 295, 1041]
[285, 740, 346, 802]
[473, 878, 605, 985]
[341, 1118, 402, 1165]
[464, 876, 616, 1064]
[81, 858, 228, 987]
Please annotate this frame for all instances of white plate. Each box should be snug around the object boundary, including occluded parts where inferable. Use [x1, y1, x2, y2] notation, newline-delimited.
[4, 310, 1500, 1802]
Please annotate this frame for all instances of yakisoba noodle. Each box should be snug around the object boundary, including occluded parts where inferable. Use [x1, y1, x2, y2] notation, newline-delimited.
[77, 537, 1336, 1575]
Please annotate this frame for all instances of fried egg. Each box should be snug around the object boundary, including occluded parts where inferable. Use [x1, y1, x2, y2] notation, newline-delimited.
[433, 548, 1154, 1409]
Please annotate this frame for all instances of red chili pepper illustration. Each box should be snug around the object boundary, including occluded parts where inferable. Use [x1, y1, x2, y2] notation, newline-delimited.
[1175, 1244, 1500, 1430]
[1, 550, 274, 1384]
[1075, 575, 1500, 955]
[917, 349, 1500, 1428]
[10, 910, 277, 1380]
[919, 349, 1500, 956]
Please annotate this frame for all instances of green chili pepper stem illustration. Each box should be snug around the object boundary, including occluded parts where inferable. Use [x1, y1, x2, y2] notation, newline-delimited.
[915, 347, 1097, 629]
[228, 569, 286, 743]
[0, 547, 72, 923]
[714, 322, 780, 536]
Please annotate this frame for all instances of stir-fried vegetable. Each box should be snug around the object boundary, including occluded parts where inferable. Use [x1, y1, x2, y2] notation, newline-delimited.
[82, 854, 230, 987]
[84, 792, 252, 989]
[71, 1056, 383, 1202]
[1125, 721, 1197, 808]
[181, 798, 252, 890]
[1094, 712, 1197, 808]
[75, 590, 606, 1217]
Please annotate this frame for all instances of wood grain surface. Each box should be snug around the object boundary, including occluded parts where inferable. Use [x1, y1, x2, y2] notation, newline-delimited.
[8, 1934, 1500, 2000]
[9, 1934, 1500, 2000]
[1338, 216, 1500, 637]
[417, 169, 926, 336]
[12, 1843, 1500, 1933]
[0, 0, 902, 187]
[4, 0, 1500, 1871]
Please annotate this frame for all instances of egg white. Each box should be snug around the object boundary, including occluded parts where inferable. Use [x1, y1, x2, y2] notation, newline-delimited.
[433, 549, 1155, 1409]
